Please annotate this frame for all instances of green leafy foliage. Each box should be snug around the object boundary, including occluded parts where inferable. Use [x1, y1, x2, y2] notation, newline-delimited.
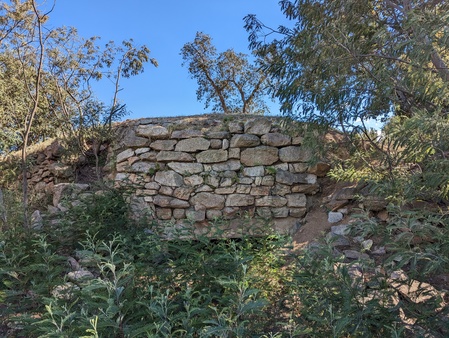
[181, 32, 269, 114]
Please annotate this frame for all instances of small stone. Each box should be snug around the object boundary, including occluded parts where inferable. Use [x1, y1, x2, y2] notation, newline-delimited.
[243, 166, 265, 177]
[328, 211, 344, 223]
[67, 269, 94, 282]
[150, 140, 177, 151]
[226, 194, 255, 207]
[326, 233, 350, 247]
[372, 246, 386, 255]
[331, 224, 349, 236]
[343, 250, 370, 260]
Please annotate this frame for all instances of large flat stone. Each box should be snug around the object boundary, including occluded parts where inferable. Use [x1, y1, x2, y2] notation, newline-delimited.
[196, 150, 228, 163]
[172, 129, 203, 139]
[212, 160, 241, 172]
[175, 137, 210, 152]
[136, 125, 169, 139]
[168, 162, 203, 175]
[255, 196, 287, 207]
[244, 119, 272, 135]
[279, 146, 312, 162]
[156, 151, 195, 162]
[130, 161, 157, 173]
[261, 133, 291, 146]
[155, 171, 184, 187]
[191, 192, 225, 210]
[240, 146, 278, 166]
[153, 195, 190, 208]
[286, 193, 307, 207]
[116, 148, 135, 163]
[150, 140, 177, 151]
[276, 170, 308, 185]
[225, 194, 255, 207]
[230, 134, 260, 148]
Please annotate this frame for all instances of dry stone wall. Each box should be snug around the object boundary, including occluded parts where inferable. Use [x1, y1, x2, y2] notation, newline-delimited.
[109, 115, 329, 236]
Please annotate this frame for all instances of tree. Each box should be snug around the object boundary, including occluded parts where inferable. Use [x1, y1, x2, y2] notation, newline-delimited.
[181, 32, 268, 114]
[245, 0, 449, 128]
[0, 0, 157, 228]
[245, 1, 449, 203]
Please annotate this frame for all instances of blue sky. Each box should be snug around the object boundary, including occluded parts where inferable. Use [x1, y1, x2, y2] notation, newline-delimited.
[47, 1, 288, 120]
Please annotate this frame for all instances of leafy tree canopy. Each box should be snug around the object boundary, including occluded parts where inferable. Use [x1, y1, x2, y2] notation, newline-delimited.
[245, 0, 449, 128]
[0, 0, 157, 153]
[181, 32, 269, 114]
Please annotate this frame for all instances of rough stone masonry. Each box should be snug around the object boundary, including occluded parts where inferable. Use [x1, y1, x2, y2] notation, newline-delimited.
[108, 114, 330, 237]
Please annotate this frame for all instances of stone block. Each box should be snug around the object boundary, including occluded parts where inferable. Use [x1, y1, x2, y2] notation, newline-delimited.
[236, 185, 251, 194]
[153, 195, 190, 208]
[228, 122, 243, 133]
[173, 187, 194, 200]
[243, 166, 265, 177]
[139, 151, 158, 161]
[328, 211, 344, 223]
[279, 146, 312, 162]
[184, 175, 204, 186]
[230, 134, 260, 148]
[212, 160, 241, 172]
[289, 208, 307, 218]
[136, 125, 169, 139]
[250, 186, 270, 196]
[156, 151, 195, 162]
[191, 192, 225, 210]
[135, 147, 150, 155]
[240, 146, 278, 166]
[150, 140, 177, 151]
[173, 209, 186, 219]
[228, 148, 240, 159]
[116, 148, 135, 163]
[206, 131, 230, 139]
[175, 137, 210, 152]
[272, 207, 289, 218]
[215, 187, 236, 194]
[168, 162, 203, 175]
[209, 139, 222, 149]
[172, 129, 203, 139]
[225, 194, 255, 207]
[255, 196, 287, 207]
[244, 119, 271, 135]
[271, 183, 291, 196]
[276, 170, 308, 185]
[159, 186, 173, 196]
[196, 150, 228, 163]
[130, 161, 156, 173]
[155, 171, 184, 187]
[286, 193, 307, 208]
[261, 133, 291, 146]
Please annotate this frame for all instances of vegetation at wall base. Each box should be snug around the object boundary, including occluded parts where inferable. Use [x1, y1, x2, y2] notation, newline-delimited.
[1, 185, 448, 337]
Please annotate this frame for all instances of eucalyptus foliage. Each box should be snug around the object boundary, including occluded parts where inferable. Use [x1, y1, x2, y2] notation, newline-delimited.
[245, 0, 449, 128]
[181, 32, 269, 114]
